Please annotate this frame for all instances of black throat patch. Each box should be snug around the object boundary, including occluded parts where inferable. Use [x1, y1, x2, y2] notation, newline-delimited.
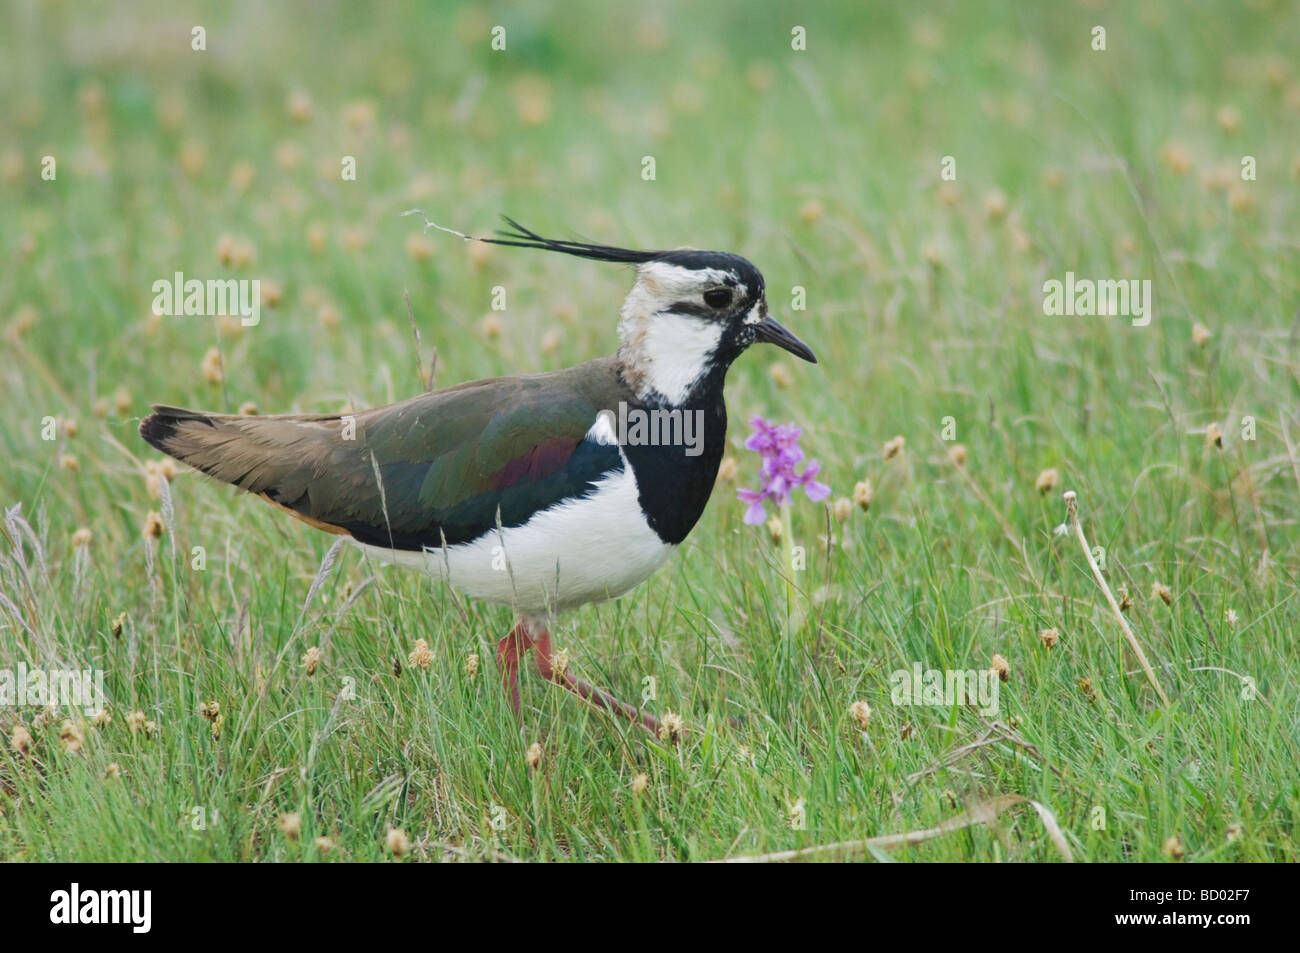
[619, 364, 729, 545]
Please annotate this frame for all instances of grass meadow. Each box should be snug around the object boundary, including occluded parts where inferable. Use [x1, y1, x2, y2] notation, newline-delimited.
[1, 1, 1298, 862]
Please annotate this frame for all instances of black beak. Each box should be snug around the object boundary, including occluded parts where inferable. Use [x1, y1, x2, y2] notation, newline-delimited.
[754, 315, 817, 364]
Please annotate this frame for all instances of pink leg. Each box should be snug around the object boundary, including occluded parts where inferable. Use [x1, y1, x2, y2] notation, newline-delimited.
[531, 627, 661, 734]
[495, 620, 535, 716]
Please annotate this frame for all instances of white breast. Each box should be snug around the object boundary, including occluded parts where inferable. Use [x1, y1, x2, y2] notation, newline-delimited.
[352, 460, 675, 617]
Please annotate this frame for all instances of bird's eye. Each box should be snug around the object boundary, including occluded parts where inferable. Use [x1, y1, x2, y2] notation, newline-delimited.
[703, 288, 733, 309]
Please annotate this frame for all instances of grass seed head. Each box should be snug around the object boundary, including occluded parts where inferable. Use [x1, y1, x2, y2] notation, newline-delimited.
[274, 142, 303, 171]
[658, 711, 685, 745]
[317, 304, 341, 330]
[467, 239, 492, 270]
[405, 233, 435, 262]
[10, 725, 33, 756]
[464, 653, 479, 679]
[306, 223, 328, 254]
[1152, 582, 1173, 606]
[302, 646, 322, 675]
[407, 638, 433, 670]
[766, 515, 783, 543]
[179, 141, 204, 177]
[984, 189, 1008, 220]
[200, 347, 223, 384]
[216, 234, 237, 266]
[1163, 834, 1185, 860]
[260, 279, 283, 308]
[990, 653, 1010, 682]
[630, 773, 649, 795]
[1205, 422, 1223, 448]
[947, 443, 968, 466]
[1159, 142, 1191, 175]
[525, 742, 543, 770]
[883, 435, 905, 460]
[798, 198, 824, 224]
[228, 161, 256, 195]
[848, 700, 872, 731]
[832, 496, 853, 522]
[1227, 183, 1254, 213]
[142, 511, 164, 539]
[5, 304, 38, 341]
[287, 90, 313, 121]
[278, 812, 302, 840]
[1215, 105, 1240, 133]
[385, 826, 410, 857]
[59, 720, 85, 754]
[1038, 627, 1059, 649]
[1035, 468, 1059, 494]
[852, 479, 874, 511]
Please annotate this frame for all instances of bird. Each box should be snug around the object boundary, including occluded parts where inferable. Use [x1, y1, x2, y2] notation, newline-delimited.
[139, 217, 817, 734]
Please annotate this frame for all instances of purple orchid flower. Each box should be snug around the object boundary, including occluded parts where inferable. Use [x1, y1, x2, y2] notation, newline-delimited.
[736, 415, 831, 524]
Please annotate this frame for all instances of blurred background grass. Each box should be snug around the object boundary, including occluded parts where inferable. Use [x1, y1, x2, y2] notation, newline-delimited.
[1, 0, 1298, 861]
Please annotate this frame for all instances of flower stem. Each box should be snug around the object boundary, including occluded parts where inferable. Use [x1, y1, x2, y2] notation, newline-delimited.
[781, 503, 795, 631]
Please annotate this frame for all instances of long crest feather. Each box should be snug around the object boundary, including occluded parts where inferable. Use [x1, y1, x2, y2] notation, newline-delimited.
[402, 209, 660, 264]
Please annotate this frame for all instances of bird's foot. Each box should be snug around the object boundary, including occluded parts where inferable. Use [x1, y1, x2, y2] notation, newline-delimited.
[531, 627, 660, 735]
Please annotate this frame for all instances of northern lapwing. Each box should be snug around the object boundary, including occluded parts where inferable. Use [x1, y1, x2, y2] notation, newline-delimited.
[139, 219, 817, 733]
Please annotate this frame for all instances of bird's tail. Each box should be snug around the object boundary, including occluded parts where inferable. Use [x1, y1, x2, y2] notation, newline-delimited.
[139, 404, 342, 503]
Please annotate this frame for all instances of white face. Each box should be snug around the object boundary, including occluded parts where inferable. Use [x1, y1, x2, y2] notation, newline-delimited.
[617, 261, 750, 403]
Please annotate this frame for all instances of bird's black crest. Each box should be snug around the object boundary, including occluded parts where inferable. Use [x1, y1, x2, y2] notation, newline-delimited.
[404, 211, 764, 290]
[490, 218, 766, 294]
[479, 217, 662, 265]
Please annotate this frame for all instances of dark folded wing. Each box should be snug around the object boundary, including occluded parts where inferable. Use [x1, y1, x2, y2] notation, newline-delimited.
[140, 359, 631, 549]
